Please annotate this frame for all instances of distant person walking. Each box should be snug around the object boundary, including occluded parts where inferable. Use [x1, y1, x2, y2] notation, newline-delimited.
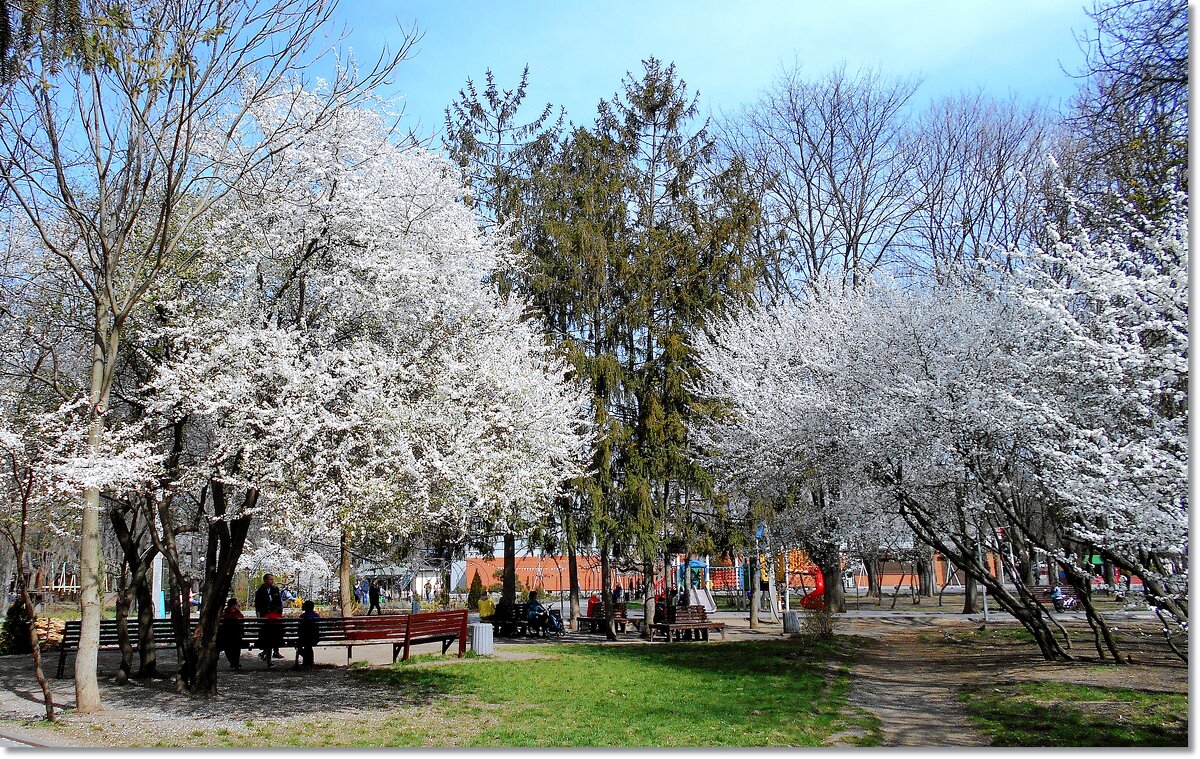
[424, 580, 432, 602]
[368, 580, 382, 615]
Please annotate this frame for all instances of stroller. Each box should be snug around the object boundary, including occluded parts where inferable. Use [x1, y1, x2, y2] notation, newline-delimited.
[529, 607, 566, 637]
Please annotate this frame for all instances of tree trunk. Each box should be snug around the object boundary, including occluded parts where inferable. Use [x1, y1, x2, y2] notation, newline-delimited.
[109, 503, 159, 680]
[135, 577, 158, 678]
[749, 554, 760, 629]
[915, 554, 934, 598]
[566, 533, 580, 631]
[962, 570, 979, 614]
[339, 529, 353, 618]
[863, 553, 881, 600]
[8, 529, 55, 722]
[502, 532, 516, 605]
[19, 582, 54, 721]
[0, 544, 14, 611]
[76, 306, 117, 713]
[891, 486, 1073, 661]
[640, 558, 655, 640]
[818, 549, 845, 613]
[439, 563, 451, 606]
[114, 563, 133, 683]
[187, 486, 254, 697]
[682, 552, 694, 606]
[599, 546, 616, 641]
[76, 484, 104, 711]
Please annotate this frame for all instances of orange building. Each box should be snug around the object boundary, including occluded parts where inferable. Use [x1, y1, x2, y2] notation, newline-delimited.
[462, 555, 642, 593]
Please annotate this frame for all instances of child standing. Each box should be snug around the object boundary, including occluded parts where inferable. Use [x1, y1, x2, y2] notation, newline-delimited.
[297, 600, 321, 668]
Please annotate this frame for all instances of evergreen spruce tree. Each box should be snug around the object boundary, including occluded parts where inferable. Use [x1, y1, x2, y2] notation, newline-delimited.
[443, 66, 565, 605]
[519, 59, 765, 636]
[467, 570, 484, 611]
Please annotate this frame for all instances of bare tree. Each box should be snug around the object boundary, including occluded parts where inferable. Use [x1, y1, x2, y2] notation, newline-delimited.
[726, 64, 923, 295]
[1069, 0, 1188, 217]
[0, 0, 413, 711]
[904, 93, 1051, 282]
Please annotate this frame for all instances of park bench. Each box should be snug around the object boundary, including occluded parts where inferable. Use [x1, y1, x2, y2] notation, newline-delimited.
[230, 610, 468, 665]
[57, 610, 468, 676]
[650, 604, 726, 643]
[57, 618, 180, 678]
[488, 601, 561, 637]
[489, 601, 532, 637]
[1030, 584, 1081, 610]
[579, 602, 631, 633]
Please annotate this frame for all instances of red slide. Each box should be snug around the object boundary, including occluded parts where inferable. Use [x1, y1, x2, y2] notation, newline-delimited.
[798, 565, 825, 609]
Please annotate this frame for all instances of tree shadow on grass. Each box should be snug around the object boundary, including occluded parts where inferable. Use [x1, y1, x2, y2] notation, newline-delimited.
[961, 683, 1188, 747]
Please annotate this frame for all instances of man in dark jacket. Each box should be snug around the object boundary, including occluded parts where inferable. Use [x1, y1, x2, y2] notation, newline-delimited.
[254, 573, 284, 659]
[368, 580, 382, 615]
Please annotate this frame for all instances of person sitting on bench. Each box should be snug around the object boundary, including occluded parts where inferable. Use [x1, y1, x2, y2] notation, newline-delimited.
[526, 591, 548, 635]
[478, 593, 496, 620]
[1050, 585, 1073, 612]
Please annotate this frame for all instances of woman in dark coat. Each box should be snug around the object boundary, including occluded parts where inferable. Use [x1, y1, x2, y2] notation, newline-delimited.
[218, 597, 245, 670]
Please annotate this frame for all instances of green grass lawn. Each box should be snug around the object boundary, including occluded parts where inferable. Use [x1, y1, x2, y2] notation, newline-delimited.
[348, 637, 871, 747]
[961, 681, 1187, 747]
[118, 636, 873, 748]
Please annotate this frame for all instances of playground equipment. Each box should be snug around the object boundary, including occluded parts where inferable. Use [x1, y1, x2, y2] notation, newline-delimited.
[797, 564, 825, 610]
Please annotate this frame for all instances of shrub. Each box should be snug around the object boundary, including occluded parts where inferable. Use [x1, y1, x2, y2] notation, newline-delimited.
[467, 570, 484, 610]
[800, 607, 834, 638]
[1, 601, 33, 654]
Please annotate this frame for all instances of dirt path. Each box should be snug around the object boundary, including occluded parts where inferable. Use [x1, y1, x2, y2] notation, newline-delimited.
[835, 613, 1187, 747]
[841, 617, 990, 746]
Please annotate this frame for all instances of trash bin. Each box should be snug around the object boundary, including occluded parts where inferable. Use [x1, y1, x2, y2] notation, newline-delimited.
[783, 610, 801, 634]
[469, 622, 493, 655]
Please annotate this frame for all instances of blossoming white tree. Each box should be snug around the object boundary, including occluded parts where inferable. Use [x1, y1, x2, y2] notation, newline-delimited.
[695, 192, 1187, 660]
[0, 0, 415, 710]
[136, 90, 591, 694]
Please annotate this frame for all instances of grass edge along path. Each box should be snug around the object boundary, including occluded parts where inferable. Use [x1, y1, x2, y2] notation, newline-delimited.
[960, 681, 1187, 747]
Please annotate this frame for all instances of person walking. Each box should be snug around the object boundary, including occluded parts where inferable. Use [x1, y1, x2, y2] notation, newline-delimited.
[254, 573, 284, 660]
[368, 580, 382, 615]
[424, 579, 432, 602]
[218, 597, 245, 671]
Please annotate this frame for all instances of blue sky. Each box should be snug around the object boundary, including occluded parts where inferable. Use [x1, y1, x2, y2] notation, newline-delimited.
[333, 1, 1094, 143]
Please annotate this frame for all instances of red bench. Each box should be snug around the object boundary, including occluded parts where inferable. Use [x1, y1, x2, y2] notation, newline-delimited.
[57, 610, 468, 675]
